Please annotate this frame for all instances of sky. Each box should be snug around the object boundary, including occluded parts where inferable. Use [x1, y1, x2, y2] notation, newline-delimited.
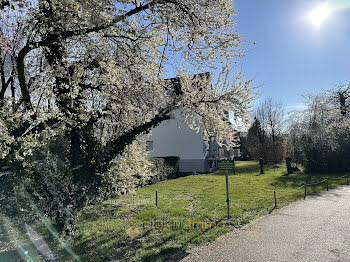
[234, 0, 350, 111]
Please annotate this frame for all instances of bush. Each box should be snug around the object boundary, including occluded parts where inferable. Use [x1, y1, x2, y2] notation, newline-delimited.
[150, 156, 180, 183]
[105, 156, 180, 198]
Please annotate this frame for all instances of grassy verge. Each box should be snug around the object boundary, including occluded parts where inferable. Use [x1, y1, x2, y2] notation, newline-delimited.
[70, 161, 349, 261]
[0, 161, 348, 261]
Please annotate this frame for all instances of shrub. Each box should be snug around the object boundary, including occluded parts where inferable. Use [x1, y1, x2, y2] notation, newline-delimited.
[106, 156, 180, 197]
[150, 156, 180, 183]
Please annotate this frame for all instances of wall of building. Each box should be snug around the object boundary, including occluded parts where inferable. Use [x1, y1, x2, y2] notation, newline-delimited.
[145, 114, 207, 160]
[179, 159, 208, 173]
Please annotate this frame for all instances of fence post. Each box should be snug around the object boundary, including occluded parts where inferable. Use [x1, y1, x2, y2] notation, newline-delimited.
[156, 191, 158, 207]
[233, 159, 236, 175]
[259, 158, 264, 174]
[225, 170, 230, 219]
[327, 180, 329, 191]
[304, 184, 306, 200]
[274, 191, 277, 208]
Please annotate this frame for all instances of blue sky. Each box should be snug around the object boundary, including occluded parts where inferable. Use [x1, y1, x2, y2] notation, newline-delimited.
[234, 0, 350, 111]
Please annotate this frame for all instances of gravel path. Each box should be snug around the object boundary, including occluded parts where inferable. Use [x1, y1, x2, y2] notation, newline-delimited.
[180, 186, 350, 262]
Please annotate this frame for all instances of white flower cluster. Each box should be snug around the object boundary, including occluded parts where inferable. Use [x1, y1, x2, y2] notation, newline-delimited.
[0, 0, 256, 162]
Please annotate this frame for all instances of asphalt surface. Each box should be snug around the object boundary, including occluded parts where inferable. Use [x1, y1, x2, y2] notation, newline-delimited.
[180, 186, 350, 262]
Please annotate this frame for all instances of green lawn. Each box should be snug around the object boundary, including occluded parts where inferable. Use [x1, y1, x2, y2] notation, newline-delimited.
[70, 161, 349, 262]
[0, 161, 348, 262]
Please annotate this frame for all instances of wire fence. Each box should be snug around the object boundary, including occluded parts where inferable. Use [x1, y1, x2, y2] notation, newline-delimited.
[271, 174, 350, 208]
[150, 173, 350, 220]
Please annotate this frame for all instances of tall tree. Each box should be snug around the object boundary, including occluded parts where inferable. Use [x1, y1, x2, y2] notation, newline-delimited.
[256, 98, 285, 147]
[286, 84, 350, 172]
[0, 0, 256, 232]
[243, 117, 267, 159]
[243, 98, 285, 161]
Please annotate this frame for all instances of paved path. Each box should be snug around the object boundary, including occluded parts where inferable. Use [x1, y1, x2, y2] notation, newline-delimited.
[180, 186, 350, 262]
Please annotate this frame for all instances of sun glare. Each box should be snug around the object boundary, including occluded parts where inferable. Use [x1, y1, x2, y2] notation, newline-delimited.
[308, 4, 332, 27]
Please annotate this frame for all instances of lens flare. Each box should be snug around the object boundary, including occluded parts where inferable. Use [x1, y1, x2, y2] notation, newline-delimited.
[308, 3, 333, 27]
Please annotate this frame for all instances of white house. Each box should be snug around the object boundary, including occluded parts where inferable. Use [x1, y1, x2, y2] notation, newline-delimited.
[145, 111, 208, 172]
[144, 73, 240, 173]
[145, 112, 240, 173]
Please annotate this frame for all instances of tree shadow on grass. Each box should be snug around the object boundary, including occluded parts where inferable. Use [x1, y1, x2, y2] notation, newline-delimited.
[0, 250, 24, 262]
[143, 246, 188, 262]
[273, 171, 331, 187]
[72, 216, 232, 262]
[275, 171, 348, 188]
[137, 214, 262, 262]
[72, 229, 148, 262]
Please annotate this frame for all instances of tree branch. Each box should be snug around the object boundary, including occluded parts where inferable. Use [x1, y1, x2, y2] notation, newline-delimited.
[15, 43, 34, 110]
[31, 0, 163, 50]
[97, 108, 172, 171]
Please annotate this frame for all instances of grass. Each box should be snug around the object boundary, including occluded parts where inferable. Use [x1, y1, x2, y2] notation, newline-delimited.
[70, 161, 349, 262]
[0, 161, 349, 262]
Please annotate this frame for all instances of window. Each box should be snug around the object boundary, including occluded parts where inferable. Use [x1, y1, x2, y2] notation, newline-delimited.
[146, 141, 154, 151]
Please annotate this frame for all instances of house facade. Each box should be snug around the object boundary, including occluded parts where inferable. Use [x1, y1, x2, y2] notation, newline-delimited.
[145, 111, 240, 173]
[145, 73, 240, 173]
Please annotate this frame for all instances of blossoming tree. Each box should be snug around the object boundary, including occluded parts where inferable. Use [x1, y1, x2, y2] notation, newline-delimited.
[286, 83, 350, 172]
[0, 0, 256, 232]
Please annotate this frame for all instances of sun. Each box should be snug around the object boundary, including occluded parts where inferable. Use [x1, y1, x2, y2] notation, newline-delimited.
[308, 3, 332, 27]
